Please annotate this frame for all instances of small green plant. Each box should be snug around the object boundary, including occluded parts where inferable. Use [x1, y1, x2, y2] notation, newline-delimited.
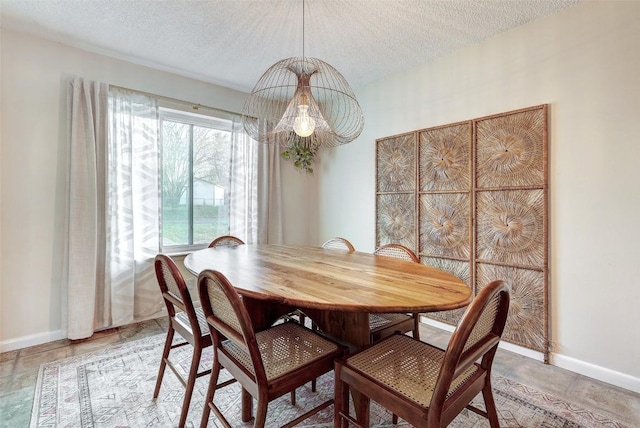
[282, 135, 319, 173]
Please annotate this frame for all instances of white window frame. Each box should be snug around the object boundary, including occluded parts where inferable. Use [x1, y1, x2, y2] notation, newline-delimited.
[158, 105, 234, 253]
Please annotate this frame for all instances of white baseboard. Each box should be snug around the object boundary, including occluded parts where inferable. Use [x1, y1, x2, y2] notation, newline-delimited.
[422, 317, 639, 393]
[0, 329, 67, 353]
[552, 354, 640, 394]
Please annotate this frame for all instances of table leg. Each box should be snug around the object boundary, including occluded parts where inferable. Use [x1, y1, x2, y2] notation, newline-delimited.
[241, 298, 295, 330]
[241, 388, 252, 422]
[305, 310, 370, 352]
[305, 310, 371, 425]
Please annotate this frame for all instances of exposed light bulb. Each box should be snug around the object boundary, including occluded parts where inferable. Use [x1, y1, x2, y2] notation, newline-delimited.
[293, 94, 316, 137]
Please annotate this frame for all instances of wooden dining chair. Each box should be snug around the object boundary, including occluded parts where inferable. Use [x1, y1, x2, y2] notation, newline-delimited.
[371, 243, 421, 342]
[197, 269, 345, 428]
[335, 280, 511, 428]
[208, 235, 245, 248]
[322, 237, 356, 252]
[207, 234, 301, 403]
[374, 243, 420, 262]
[153, 254, 235, 428]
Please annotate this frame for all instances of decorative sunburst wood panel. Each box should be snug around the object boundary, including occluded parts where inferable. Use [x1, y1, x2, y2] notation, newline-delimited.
[376, 193, 416, 249]
[419, 122, 471, 191]
[476, 189, 545, 268]
[476, 108, 545, 188]
[376, 133, 416, 192]
[473, 105, 548, 359]
[477, 263, 547, 353]
[419, 193, 470, 259]
[375, 104, 548, 359]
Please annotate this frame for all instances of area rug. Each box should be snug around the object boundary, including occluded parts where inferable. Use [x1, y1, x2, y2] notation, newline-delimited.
[30, 334, 630, 428]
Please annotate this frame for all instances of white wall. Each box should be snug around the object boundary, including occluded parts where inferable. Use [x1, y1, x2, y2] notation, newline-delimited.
[0, 29, 315, 349]
[319, 1, 640, 392]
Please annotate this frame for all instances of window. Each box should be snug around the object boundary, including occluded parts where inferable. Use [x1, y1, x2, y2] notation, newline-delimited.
[159, 107, 232, 252]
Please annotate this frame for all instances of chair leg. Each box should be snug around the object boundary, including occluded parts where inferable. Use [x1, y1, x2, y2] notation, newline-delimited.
[241, 388, 253, 422]
[335, 364, 356, 428]
[482, 377, 500, 428]
[254, 396, 268, 428]
[200, 358, 221, 428]
[359, 395, 371, 427]
[153, 328, 174, 399]
[334, 364, 343, 428]
[178, 344, 202, 428]
[311, 321, 318, 392]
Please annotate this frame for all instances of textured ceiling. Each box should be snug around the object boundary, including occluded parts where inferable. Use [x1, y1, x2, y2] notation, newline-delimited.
[1, 0, 580, 92]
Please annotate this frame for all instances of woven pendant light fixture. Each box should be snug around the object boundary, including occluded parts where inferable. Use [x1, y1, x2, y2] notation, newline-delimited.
[241, 1, 364, 151]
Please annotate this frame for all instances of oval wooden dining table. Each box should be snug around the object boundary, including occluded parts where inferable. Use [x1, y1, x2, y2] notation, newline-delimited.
[184, 243, 471, 423]
[184, 243, 471, 350]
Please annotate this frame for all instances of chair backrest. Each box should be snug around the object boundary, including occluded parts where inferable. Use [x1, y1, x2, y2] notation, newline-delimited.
[198, 269, 268, 383]
[374, 243, 419, 262]
[154, 254, 202, 336]
[322, 237, 355, 252]
[208, 235, 245, 248]
[431, 280, 510, 409]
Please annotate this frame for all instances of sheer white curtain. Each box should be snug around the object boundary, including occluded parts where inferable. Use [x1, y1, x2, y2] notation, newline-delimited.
[229, 118, 259, 243]
[67, 79, 282, 339]
[108, 88, 163, 325]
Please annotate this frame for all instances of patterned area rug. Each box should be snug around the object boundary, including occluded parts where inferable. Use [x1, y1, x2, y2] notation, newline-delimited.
[30, 334, 630, 428]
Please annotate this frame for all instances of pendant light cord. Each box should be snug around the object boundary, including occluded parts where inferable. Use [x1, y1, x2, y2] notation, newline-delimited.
[302, 0, 306, 60]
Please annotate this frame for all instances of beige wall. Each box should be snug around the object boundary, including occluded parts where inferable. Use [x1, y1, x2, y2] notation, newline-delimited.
[0, 29, 316, 349]
[318, 1, 640, 392]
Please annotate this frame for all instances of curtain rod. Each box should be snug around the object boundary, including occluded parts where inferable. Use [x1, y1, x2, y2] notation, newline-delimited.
[110, 84, 242, 117]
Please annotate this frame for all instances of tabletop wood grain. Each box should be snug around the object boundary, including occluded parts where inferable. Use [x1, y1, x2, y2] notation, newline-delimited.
[184, 244, 471, 314]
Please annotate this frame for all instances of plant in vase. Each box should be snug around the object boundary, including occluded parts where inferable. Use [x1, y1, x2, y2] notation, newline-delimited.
[282, 134, 320, 173]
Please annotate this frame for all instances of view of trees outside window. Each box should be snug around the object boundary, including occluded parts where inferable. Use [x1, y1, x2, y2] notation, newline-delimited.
[160, 111, 232, 249]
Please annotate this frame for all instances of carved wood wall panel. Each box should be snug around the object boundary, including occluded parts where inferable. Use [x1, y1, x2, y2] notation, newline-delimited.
[377, 133, 416, 192]
[375, 105, 549, 360]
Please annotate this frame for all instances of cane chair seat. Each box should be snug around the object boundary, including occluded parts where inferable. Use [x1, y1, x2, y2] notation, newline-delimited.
[222, 322, 341, 380]
[344, 334, 479, 407]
